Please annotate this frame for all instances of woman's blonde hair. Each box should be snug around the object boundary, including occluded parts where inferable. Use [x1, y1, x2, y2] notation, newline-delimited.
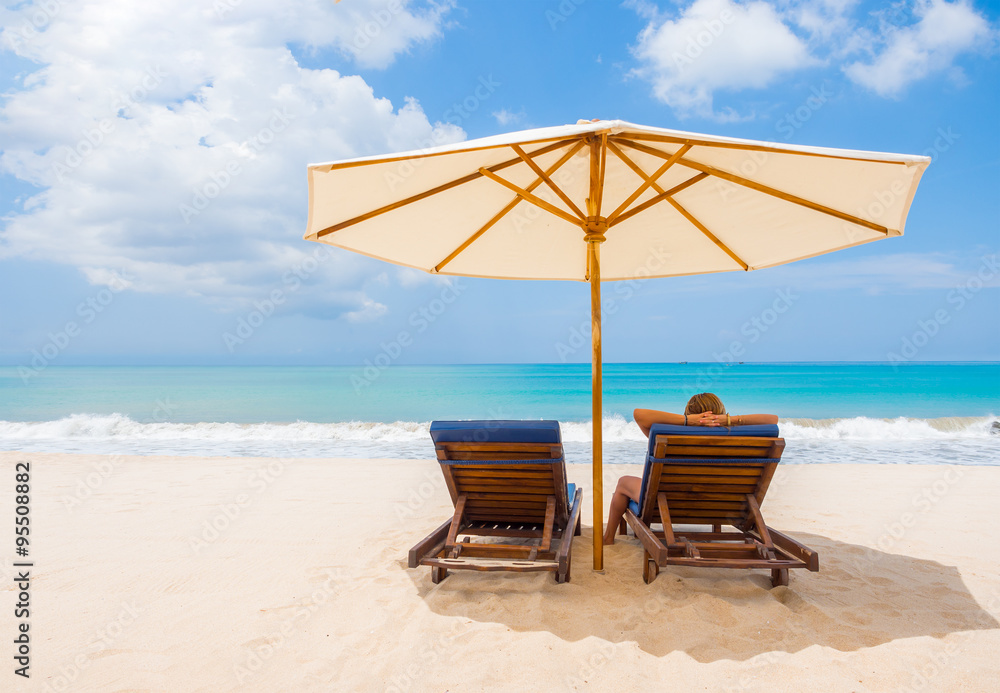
[685, 392, 726, 415]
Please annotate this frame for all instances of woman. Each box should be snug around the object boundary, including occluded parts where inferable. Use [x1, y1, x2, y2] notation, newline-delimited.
[603, 393, 778, 546]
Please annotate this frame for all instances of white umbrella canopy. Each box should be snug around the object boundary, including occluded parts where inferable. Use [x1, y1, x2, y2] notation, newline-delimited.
[304, 119, 930, 570]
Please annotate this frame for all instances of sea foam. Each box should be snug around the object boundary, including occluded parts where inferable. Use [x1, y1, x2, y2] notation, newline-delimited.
[0, 412, 995, 444]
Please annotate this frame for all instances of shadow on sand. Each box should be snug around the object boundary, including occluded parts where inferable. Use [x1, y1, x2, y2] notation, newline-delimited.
[403, 530, 999, 662]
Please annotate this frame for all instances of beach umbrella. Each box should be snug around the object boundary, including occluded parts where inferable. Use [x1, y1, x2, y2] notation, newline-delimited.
[303, 119, 930, 570]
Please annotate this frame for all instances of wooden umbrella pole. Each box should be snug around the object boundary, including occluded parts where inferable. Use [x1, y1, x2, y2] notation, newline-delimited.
[585, 133, 609, 572]
[588, 236, 604, 571]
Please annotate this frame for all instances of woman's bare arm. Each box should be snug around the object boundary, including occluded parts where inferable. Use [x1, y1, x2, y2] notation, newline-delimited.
[634, 408, 778, 436]
[633, 408, 684, 436]
[731, 413, 779, 425]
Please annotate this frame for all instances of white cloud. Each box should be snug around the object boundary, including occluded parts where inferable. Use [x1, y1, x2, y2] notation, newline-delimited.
[784, 0, 859, 42]
[630, 0, 818, 120]
[0, 0, 462, 319]
[844, 0, 993, 97]
[491, 108, 525, 126]
[627, 0, 996, 118]
[343, 296, 389, 322]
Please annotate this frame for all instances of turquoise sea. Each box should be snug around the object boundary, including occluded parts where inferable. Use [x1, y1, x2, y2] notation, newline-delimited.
[1, 363, 997, 465]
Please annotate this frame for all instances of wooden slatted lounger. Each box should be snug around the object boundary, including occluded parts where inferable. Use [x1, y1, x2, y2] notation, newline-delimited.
[408, 420, 583, 584]
[622, 424, 819, 588]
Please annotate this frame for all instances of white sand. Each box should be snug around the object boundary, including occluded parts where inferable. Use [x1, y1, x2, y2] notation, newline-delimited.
[2, 452, 999, 692]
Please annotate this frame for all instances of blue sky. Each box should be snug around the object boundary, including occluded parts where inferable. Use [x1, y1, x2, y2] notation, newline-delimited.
[0, 0, 997, 367]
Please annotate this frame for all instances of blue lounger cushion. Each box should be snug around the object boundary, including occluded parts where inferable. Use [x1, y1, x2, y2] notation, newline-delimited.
[430, 420, 574, 497]
[634, 424, 780, 517]
[430, 420, 562, 445]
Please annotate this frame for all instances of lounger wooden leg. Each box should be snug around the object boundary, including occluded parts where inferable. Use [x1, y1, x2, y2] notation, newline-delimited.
[618, 518, 628, 536]
[642, 549, 659, 585]
[770, 568, 788, 588]
[556, 543, 571, 584]
[431, 566, 448, 584]
[575, 513, 582, 536]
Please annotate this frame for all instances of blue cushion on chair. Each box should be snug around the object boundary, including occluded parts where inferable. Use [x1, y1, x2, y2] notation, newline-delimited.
[627, 498, 639, 516]
[431, 421, 575, 500]
[430, 420, 562, 444]
[637, 423, 780, 516]
[645, 423, 779, 457]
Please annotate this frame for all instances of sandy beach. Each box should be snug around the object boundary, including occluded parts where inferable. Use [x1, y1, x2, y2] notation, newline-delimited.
[2, 451, 998, 692]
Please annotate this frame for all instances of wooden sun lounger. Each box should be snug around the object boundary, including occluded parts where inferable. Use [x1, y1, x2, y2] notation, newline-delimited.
[408, 420, 583, 584]
[622, 424, 818, 588]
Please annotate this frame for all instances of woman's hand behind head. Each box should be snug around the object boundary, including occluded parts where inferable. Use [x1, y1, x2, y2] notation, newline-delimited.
[688, 411, 722, 427]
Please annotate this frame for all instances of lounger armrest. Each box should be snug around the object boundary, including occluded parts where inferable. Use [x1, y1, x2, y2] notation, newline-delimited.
[408, 518, 451, 568]
[767, 527, 820, 572]
[624, 508, 668, 563]
[557, 487, 583, 562]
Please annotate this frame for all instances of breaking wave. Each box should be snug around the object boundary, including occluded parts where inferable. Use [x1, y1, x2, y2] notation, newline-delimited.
[0, 412, 996, 443]
[0, 412, 995, 464]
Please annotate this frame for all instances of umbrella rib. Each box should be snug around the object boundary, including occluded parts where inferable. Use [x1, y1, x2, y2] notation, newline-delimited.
[667, 197, 750, 271]
[510, 144, 585, 219]
[434, 140, 587, 273]
[478, 167, 584, 227]
[311, 138, 580, 239]
[586, 135, 606, 217]
[615, 138, 891, 234]
[596, 133, 607, 216]
[607, 141, 667, 194]
[606, 143, 692, 224]
[615, 132, 913, 166]
[608, 173, 709, 228]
